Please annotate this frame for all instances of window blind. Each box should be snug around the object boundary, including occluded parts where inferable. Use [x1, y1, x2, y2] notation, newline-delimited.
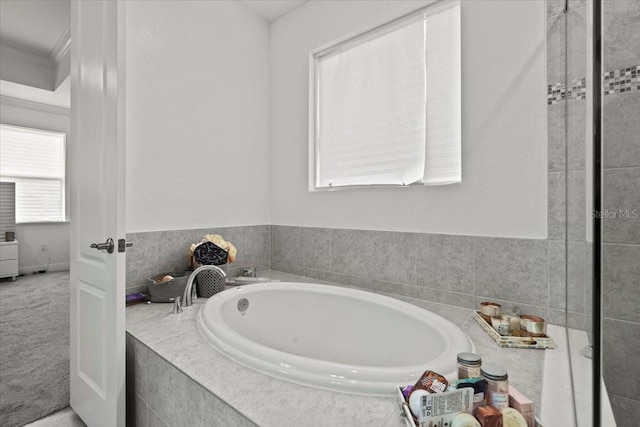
[0, 124, 66, 223]
[312, 0, 461, 189]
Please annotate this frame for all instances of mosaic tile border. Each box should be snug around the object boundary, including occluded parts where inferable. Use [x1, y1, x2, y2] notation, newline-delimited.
[603, 65, 640, 95]
[548, 65, 640, 104]
[548, 77, 587, 105]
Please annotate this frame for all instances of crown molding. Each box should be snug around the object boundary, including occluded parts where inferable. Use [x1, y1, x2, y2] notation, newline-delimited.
[0, 43, 55, 69]
[50, 26, 71, 65]
[0, 95, 70, 116]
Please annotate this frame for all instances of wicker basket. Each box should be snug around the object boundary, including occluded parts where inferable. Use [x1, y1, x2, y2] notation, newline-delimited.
[192, 263, 227, 297]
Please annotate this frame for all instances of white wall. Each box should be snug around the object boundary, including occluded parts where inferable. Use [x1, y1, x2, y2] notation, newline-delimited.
[125, 0, 271, 232]
[15, 222, 70, 273]
[270, 0, 548, 238]
[0, 97, 71, 272]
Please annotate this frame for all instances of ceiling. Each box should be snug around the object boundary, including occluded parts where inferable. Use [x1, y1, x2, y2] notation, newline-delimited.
[0, 0, 70, 106]
[0, 0, 307, 107]
[240, 0, 307, 22]
[0, 0, 70, 58]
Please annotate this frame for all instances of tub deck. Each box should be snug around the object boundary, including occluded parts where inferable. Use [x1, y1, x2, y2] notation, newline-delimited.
[126, 270, 602, 426]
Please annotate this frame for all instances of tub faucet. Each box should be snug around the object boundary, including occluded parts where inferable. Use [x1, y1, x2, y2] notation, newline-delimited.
[170, 296, 183, 314]
[183, 264, 226, 307]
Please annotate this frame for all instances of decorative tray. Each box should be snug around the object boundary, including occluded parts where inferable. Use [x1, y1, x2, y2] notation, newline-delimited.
[473, 311, 554, 349]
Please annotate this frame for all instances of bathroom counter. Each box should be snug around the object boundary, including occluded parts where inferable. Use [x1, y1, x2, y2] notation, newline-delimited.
[126, 270, 547, 427]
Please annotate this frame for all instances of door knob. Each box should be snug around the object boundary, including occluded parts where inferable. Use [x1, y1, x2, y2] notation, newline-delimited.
[90, 238, 115, 253]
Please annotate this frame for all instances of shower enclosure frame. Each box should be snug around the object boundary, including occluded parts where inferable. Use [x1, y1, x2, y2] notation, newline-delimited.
[590, 0, 602, 425]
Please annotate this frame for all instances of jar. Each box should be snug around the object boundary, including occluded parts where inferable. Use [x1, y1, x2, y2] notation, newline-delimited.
[481, 364, 509, 410]
[457, 352, 482, 379]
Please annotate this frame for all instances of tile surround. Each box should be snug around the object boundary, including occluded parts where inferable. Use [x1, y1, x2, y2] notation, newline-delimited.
[331, 228, 374, 278]
[547, 171, 587, 243]
[370, 231, 416, 285]
[270, 225, 300, 273]
[547, 103, 566, 172]
[600, 0, 640, 420]
[126, 270, 546, 427]
[603, 66, 640, 95]
[547, 64, 640, 105]
[546, 13, 566, 85]
[603, 0, 640, 72]
[192, 221, 583, 327]
[474, 237, 549, 308]
[547, 171, 567, 240]
[602, 244, 640, 324]
[566, 99, 586, 171]
[608, 393, 640, 427]
[548, 240, 586, 314]
[547, 77, 587, 104]
[602, 318, 640, 403]
[127, 332, 256, 427]
[125, 225, 271, 294]
[271, 225, 559, 317]
[147, 408, 168, 427]
[602, 167, 640, 244]
[603, 90, 640, 169]
[415, 234, 474, 295]
[300, 227, 332, 271]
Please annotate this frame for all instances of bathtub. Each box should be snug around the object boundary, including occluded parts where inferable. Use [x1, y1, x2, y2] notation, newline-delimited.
[197, 282, 475, 395]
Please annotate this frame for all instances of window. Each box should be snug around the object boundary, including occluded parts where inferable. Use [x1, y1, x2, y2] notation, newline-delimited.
[309, 0, 461, 190]
[0, 124, 66, 223]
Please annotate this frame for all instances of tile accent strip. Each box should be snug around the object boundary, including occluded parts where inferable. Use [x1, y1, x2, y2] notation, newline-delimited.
[603, 65, 640, 95]
[547, 77, 587, 105]
[548, 65, 640, 104]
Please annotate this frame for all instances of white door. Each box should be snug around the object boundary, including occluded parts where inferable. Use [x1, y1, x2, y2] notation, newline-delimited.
[69, 1, 126, 426]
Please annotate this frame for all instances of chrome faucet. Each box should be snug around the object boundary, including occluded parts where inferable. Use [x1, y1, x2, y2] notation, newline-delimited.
[182, 264, 226, 307]
[170, 296, 183, 314]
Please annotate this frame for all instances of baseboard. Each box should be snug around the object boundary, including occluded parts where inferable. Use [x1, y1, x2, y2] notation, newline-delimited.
[19, 262, 70, 275]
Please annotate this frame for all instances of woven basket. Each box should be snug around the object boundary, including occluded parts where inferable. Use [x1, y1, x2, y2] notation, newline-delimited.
[192, 263, 227, 297]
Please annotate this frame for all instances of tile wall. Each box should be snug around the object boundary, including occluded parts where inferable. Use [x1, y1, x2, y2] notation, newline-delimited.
[547, 0, 591, 335]
[125, 225, 271, 295]
[126, 333, 256, 426]
[601, 1, 640, 425]
[547, 1, 640, 425]
[271, 225, 555, 321]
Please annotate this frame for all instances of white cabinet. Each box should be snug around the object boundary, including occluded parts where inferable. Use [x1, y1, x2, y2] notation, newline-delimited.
[0, 241, 19, 281]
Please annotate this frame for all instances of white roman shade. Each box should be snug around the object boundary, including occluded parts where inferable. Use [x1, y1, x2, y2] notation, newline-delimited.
[0, 124, 66, 223]
[310, 0, 461, 189]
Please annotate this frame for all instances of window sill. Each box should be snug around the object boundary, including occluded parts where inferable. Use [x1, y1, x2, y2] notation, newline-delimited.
[17, 221, 70, 225]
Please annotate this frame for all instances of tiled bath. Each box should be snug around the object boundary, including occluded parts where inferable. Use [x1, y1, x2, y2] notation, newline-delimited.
[126, 271, 546, 427]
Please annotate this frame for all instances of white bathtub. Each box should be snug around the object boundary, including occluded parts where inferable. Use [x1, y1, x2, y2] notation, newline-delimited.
[197, 282, 475, 395]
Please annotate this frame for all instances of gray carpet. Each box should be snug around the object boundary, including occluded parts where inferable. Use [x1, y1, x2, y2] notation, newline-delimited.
[0, 271, 70, 427]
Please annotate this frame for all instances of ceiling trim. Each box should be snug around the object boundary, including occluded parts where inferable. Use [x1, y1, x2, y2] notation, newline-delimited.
[0, 95, 70, 116]
[50, 26, 71, 65]
[0, 43, 55, 69]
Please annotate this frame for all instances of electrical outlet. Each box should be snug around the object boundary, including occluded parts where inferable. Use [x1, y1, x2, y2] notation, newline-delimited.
[41, 244, 48, 252]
